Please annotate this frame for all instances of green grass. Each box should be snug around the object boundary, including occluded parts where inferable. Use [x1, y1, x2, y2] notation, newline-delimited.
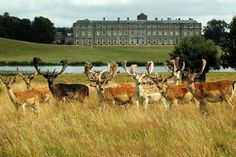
[0, 38, 173, 65]
[0, 72, 236, 156]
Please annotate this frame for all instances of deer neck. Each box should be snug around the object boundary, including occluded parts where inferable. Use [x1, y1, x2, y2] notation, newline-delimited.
[47, 80, 57, 96]
[7, 88, 19, 108]
[95, 84, 105, 102]
[25, 81, 32, 90]
[135, 82, 143, 98]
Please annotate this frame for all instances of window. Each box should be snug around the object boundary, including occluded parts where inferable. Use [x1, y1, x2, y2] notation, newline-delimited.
[124, 30, 128, 35]
[158, 31, 162, 36]
[147, 30, 151, 36]
[170, 31, 173, 36]
[82, 31, 85, 36]
[195, 30, 200, 35]
[184, 31, 187, 36]
[113, 30, 117, 35]
[190, 31, 193, 36]
[97, 31, 100, 36]
[119, 30, 122, 35]
[153, 31, 157, 36]
[175, 31, 179, 36]
[88, 31, 91, 36]
[102, 30, 106, 35]
[164, 31, 167, 36]
[108, 30, 111, 36]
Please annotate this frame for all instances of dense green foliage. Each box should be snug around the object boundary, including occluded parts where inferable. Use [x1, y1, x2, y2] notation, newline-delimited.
[170, 36, 221, 81]
[203, 19, 228, 45]
[0, 12, 55, 43]
[220, 16, 236, 69]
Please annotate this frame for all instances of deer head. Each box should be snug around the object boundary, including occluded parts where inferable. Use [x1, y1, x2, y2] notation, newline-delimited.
[164, 57, 185, 83]
[186, 59, 207, 83]
[33, 57, 68, 86]
[0, 76, 17, 89]
[85, 61, 117, 87]
[17, 67, 38, 90]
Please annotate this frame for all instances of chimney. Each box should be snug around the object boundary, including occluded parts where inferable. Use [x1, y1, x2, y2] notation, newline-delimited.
[127, 17, 129, 21]
[118, 17, 120, 21]
[103, 17, 105, 21]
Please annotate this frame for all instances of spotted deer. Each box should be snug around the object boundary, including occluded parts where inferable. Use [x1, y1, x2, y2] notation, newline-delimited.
[85, 61, 135, 106]
[185, 59, 236, 115]
[0, 76, 40, 114]
[33, 57, 89, 102]
[146, 59, 195, 108]
[122, 60, 168, 109]
[17, 67, 51, 103]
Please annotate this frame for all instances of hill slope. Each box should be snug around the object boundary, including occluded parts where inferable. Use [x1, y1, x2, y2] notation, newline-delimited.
[0, 38, 173, 65]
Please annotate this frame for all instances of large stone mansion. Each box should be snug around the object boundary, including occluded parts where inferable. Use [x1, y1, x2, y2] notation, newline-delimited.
[72, 13, 201, 45]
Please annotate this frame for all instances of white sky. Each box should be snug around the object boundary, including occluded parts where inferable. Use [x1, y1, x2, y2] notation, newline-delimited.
[0, 0, 235, 27]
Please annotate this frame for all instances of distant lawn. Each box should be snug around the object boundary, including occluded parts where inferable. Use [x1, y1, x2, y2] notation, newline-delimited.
[0, 38, 173, 65]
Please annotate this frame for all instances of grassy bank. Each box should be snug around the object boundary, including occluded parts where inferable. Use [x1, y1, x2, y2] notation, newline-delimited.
[0, 72, 236, 157]
[0, 38, 173, 65]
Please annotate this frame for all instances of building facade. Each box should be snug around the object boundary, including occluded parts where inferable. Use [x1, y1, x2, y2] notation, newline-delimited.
[73, 13, 201, 45]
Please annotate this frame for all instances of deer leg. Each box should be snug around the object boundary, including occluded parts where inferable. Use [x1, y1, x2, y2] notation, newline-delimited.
[199, 100, 208, 116]
[21, 104, 26, 115]
[224, 95, 235, 110]
[160, 97, 169, 109]
[144, 97, 148, 110]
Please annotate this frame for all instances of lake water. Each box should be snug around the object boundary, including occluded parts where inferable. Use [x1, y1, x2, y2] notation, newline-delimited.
[0, 66, 235, 74]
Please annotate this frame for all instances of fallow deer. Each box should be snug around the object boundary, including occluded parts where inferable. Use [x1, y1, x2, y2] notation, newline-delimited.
[185, 59, 236, 115]
[163, 57, 185, 85]
[17, 68, 51, 103]
[145, 61, 194, 108]
[85, 61, 135, 106]
[33, 57, 89, 102]
[122, 60, 168, 109]
[0, 76, 40, 114]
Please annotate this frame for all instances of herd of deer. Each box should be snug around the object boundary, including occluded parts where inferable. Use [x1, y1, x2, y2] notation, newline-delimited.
[0, 57, 235, 115]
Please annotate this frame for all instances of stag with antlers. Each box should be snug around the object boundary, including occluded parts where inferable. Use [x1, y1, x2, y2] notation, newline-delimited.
[85, 61, 135, 106]
[185, 59, 236, 115]
[122, 60, 168, 109]
[145, 59, 197, 108]
[17, 68, 51, 103]
[33, 57, 89, 102]
[0, 76, 40, 114]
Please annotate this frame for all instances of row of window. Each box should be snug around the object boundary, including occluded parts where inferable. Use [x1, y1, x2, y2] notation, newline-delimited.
[76, 23, 200, 29]
[75, 37, 180, 45]
[76, 30, 200, 36]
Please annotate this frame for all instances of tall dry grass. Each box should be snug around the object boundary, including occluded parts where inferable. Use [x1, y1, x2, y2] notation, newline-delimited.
[0, 73, 236, 157]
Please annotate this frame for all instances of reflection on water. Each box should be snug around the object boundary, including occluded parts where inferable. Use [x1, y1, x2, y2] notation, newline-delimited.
[0, 66, 235, 74]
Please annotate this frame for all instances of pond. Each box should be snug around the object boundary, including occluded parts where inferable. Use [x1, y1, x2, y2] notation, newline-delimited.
[0, 66, 235, 74]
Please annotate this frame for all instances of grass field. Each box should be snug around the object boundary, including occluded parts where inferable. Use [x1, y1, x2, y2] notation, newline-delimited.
[0, 72, 236, 157]
[0, 38, 173, 65]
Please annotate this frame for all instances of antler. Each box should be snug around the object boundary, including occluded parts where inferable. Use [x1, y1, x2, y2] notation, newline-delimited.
[33, 57, 68, 78]
[194, 59, 207, 78]
[33, 57, 44, 75]
[146, 61, 154, 74]
[121, 61, 137, 78]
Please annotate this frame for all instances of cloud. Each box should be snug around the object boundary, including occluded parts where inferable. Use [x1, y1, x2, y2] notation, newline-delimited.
[0, 0, 235, 27]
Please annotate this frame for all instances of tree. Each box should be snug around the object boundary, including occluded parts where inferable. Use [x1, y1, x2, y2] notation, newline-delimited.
[203, 19, 228, 45]
[220, 16, 236, 69]
[170, 36, 221, 82]
[31, 16, 55, 43]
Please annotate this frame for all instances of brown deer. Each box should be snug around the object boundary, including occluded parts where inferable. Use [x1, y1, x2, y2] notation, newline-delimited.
[185, 59, 236, 115]
[85, 61, 135, 106]
[17, 68, 51, 103]
[122, 60, 169, 109]
[0, 76, 40, 114]
[145, 60, 194, 108]
[33, 57, 89, 102]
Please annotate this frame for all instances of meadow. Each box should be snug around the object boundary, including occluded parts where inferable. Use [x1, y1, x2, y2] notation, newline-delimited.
[0, 38, 173, 65]
[0, 72, 236, 157]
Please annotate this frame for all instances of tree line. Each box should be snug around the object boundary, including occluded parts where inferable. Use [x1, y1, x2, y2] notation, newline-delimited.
[170, 15, 236, 82]
[0, 12, 55, 43]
